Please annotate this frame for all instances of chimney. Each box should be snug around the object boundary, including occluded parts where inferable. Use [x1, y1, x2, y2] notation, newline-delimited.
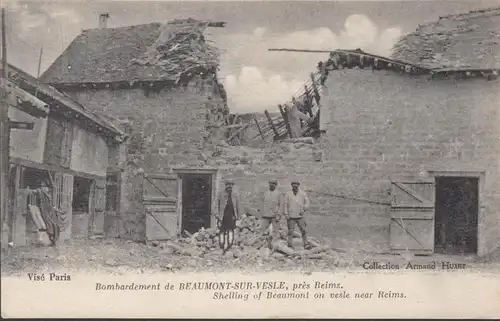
[99, 13, 110, 29]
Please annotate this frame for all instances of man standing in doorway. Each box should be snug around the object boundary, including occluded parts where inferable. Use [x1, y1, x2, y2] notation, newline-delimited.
[214, 179, 240, 253]
[260, 179, 282, 247]
[284, 180, 311, 250]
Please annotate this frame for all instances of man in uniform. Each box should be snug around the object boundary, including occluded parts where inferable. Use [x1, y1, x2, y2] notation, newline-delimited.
[284, 180, 312, 249]
[260, 179, 282, 246]
[214, 179, 240, 252]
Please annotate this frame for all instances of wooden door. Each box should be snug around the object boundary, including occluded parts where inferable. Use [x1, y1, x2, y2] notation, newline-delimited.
[89, 179, 106, 236]
[390, 178, 435, 256]
[143, 173, 179, 241]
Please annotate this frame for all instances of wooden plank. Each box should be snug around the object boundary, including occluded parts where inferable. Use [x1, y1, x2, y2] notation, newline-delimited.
[60, 120, 73, 168]
[13, 189, 29, 247]
[389, 208, 434, 220]
[303, 86, 314, 117]
[92, 179, 106, 235]
[393, 182, 427, 203]
[10, 156, 105, 181]
[278, 104, 292, 138]
[389, 179, 435, 255]
[88, 180, 96, 236]
[144, 173, 177, 180]
[145, 208, 178, 241]
[226, 123, 251, 142]
[11, 165, 26, 246]
[144, 172, 179, 241]
[59, 173, 74, 241]
[221, 124, 245, 129]
[231, 114, 239, 125]
[253, 114, 266, 142]
[390, 218, 434, 252]
[264, 110, 279, 137]
[391, 181, 434, 207]
[176, 176, 183, 237]
[268, 48, 332, 53]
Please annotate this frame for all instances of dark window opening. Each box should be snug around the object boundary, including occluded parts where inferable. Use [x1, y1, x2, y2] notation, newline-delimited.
[73, 177, 92, 213]
[181, 174, 212, 235]
[435, 176, 479, 255]
[21, 167, 51, 189]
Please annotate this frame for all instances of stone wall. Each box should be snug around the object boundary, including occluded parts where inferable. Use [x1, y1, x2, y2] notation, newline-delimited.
[66, 77, 226, 241]
[62, 68, 500, 255]
[206, 141, 391, 253]
[320, 69, 500, 255]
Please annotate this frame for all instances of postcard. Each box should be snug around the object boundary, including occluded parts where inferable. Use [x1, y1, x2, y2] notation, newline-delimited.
[1, 0, 499, 318]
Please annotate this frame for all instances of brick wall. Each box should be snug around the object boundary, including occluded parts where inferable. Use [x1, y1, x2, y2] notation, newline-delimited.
[66, 78, 225, 241]
[319, 69, 500, 255]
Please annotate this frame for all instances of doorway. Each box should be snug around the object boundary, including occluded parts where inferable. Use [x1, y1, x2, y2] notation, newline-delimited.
[181, 173, 213, 235]
[72, 176, 93, 239]
[434, 176, 479, 255]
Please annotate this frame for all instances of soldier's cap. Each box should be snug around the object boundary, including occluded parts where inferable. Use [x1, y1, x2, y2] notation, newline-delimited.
[269, 179, 278, 184]
[291, 181, 300, 185]
[225, 179, 235, 186]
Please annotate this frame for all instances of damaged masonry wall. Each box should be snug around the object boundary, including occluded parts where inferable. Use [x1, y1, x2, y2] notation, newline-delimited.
[58, 20, 229, 242]
[68, 76, 227, 242]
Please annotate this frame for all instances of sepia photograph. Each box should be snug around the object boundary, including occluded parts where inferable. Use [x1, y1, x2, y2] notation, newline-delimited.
[0, 0, 499, 318]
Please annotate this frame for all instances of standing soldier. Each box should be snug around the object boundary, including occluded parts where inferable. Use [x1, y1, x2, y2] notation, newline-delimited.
[260, 179, 282, 247]
[284, 180, 312, 250]
[214, 179, 240, 253]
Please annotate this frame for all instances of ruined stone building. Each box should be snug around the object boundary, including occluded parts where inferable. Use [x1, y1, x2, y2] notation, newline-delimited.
[4, 64, 126, 247]
[221, 6, 500, 257]
[40, 8, 500, 257]
[41, 18, 229, 241]
[315, 7, 500, 256]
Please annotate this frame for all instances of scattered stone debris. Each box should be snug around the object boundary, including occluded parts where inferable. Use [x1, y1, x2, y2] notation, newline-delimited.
[157, 214, 338, 262]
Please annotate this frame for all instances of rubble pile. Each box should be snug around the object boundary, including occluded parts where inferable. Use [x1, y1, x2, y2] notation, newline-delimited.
[130, 18, 220, 82]
[156, 214, 338, 262]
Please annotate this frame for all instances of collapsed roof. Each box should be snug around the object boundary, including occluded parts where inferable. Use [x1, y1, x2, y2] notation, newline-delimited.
[41, 18, 224, 85]
[392, 6, 500, 69]
[268, 6, 500, 142]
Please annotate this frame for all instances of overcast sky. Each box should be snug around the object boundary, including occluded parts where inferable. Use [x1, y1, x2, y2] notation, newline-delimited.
[5, 0, 500, 112]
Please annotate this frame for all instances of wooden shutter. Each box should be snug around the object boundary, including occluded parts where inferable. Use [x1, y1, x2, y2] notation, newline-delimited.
[104, 172, 120, 238]
[58, 173, 74, 241]
[51, 172, 63, 209]
[143, 173, 179, 241]
[44, 117, 64, 165]
[91, 179, 106, 235]
[390, 178, 435, 256]
[60, 121, 73, 168]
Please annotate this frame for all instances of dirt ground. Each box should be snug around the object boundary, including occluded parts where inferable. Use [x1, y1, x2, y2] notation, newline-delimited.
[2, 232, 499, 276]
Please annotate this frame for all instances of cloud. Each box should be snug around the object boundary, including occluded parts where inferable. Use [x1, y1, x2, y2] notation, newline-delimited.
[7, 1, 82, 38]
[224, 66, 304, 113]
[221, 14, 403, 113]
